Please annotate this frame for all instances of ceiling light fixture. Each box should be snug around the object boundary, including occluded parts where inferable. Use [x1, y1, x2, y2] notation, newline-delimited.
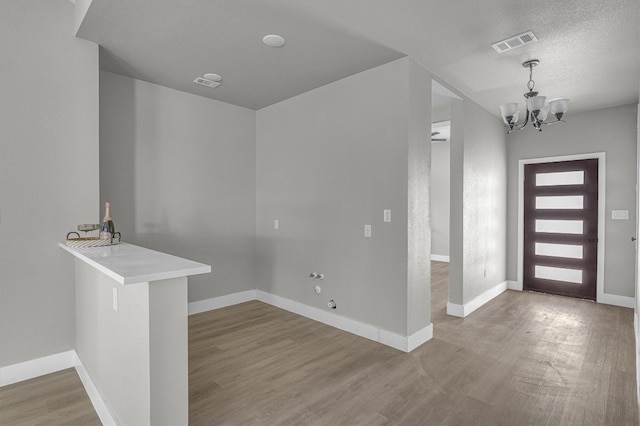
[500, 60, 569, 134]
[203, 73, 222, 82]
[262, 34, 285, 48]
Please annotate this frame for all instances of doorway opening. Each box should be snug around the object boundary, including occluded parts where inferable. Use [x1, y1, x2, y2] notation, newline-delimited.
[430, 80, 460, 320]
[523, 159, 599, 299]
[517, 153, 605, 301]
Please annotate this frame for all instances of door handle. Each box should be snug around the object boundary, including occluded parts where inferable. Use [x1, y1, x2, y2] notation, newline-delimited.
[632, 237, 637, 242]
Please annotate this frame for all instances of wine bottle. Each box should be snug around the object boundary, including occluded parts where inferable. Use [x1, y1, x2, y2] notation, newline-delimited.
[99, 202, 115, 239]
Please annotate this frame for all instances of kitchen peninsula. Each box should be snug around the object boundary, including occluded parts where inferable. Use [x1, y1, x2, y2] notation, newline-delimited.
[59, 242, 211, 426]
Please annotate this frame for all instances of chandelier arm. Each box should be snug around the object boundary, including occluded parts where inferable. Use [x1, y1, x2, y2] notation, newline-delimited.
[507, 108, 531, 134]
[540, 118, 566, 126]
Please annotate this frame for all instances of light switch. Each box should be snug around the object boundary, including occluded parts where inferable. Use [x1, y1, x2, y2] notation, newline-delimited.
[274, 219, 279, 230]
[612, 210, 629, 220]
[364, 224, 372, 237]
[384, 209, 391, 223]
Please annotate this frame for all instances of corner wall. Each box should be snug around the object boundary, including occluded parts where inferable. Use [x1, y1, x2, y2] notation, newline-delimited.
[449, 100, 508, 307]
[0, 0, 99, 367]
[256, 57, 431, 336]
[99, 72, 257, 302]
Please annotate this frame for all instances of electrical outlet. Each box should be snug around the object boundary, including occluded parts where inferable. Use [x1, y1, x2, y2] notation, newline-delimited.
[112, 287, 118, 311]
[384, 209, 391, 223]
[274, 219, 279, 230]
[364, 224, 372, 237]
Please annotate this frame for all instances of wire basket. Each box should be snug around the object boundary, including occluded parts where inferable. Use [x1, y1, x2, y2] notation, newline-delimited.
[65, 231, 121, 248]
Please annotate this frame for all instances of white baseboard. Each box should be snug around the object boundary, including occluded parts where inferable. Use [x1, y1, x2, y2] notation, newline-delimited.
[431, 254, 450, 262]
[635, 312, 640, 405]
[598, 293, 635, 309]
[255, 290, 431, 353]
[188, 290, 432, 352]
[507, 280, 519, 290]
[0, 350, 116, 425]
[73, 353, 116, 426]
[0, 350, 76, 387]
[447, 281, 508, 318]
[407, 324, 434, 352]
[188, 289, 256, 315]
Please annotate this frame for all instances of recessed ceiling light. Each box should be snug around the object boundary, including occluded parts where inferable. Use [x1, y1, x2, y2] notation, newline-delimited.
[262, 34, 285, 48]
[203, 73, 222, 82]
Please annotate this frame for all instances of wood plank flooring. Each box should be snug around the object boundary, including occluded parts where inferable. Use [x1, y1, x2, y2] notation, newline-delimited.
[0, 368, 100, 425]
[189, 262, 638, 425]
[2, 261, 637, 425]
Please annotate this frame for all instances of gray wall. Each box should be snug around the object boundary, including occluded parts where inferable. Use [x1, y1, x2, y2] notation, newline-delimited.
[450, 100, 508, 305]
[431, 106, 451, 258]
[431, 141, 450, 258]
[637, 88, 640, 315]
[256, 58, 432, 336]
[0, 0, 99, 367]
[99, 71, 257, 302]
[507, 104, 638, 298]
[431, 106, 454, 256]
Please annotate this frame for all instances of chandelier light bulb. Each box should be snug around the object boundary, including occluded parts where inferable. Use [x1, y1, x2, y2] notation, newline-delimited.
[500, 103, 519, 124]
[537, 105, 550, 122]
[549, 98, 570, 114]
[526, 96, 546, 112]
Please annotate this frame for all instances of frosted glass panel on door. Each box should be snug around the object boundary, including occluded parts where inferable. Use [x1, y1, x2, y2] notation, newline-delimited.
[536, 196, 584, 209]
[535, 220, 583, 234]
[536, 171, 584, 186]
[535, 265, 583, 284]
[535, 243, 583, 259]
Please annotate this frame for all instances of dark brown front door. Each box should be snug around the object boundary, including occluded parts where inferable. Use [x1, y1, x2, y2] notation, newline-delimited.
[523, 159, 598, 300]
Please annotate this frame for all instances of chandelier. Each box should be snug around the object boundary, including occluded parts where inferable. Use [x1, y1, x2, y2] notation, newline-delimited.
[500, 59, 569, 133]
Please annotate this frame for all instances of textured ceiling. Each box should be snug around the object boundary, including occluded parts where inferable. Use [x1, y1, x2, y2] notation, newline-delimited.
[76, 0, 640, 115]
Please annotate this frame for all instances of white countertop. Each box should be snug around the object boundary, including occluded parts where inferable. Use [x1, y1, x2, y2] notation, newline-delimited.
[59, 242, 211, 285]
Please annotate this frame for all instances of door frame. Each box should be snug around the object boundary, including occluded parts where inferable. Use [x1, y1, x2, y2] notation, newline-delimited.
[516, 152, 606, 302]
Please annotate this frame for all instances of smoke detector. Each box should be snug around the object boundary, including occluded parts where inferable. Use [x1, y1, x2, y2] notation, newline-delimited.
[263, 34, 286, 48]
[491, 31, 538, 53]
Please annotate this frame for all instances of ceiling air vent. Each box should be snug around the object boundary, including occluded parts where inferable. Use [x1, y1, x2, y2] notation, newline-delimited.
[193, 77, 220, 88]
[491, 31, 538, 53]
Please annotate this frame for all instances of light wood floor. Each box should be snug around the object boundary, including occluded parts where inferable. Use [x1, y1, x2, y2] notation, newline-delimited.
[0, 368, 100, 425]
[2, 262, 638, 425]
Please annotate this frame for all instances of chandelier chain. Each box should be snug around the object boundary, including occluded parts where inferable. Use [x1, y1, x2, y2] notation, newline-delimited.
[527, 64, 535, 91]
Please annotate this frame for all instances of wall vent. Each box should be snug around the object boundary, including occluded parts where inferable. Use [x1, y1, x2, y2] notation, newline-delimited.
[491, 31, 538, 53]
[193, 77, 220, 88]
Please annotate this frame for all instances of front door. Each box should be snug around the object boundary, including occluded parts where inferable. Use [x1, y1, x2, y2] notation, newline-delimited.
[523, 159, 598, 299]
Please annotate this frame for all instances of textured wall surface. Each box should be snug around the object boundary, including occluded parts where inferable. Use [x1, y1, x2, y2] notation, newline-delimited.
[450, 100, 508, 305]
[0, 0, 99, 367]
